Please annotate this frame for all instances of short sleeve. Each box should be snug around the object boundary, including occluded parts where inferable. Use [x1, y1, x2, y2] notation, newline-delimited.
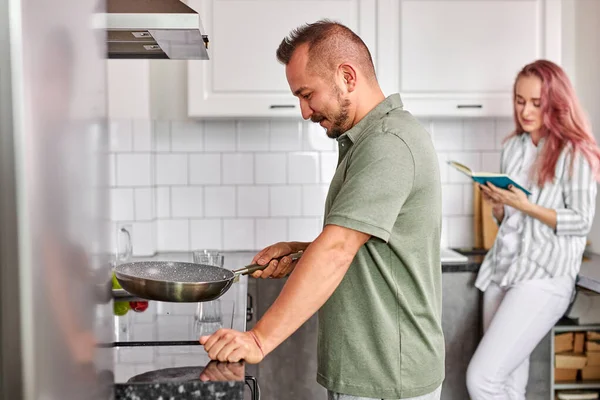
[324, 133, 415, 242]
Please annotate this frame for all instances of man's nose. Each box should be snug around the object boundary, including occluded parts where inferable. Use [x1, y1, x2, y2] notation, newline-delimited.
[300, 100, 312, 120]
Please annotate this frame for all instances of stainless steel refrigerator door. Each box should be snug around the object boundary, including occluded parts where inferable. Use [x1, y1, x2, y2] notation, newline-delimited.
[0, 0, 112, 398]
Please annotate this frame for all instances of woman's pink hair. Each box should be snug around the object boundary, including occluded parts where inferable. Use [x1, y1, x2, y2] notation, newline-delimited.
[509, 59, 600, 185]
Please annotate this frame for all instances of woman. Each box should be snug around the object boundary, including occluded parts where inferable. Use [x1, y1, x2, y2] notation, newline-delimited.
[466, 59, 600, 400]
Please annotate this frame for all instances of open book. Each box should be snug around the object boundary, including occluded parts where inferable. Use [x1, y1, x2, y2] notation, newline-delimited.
[447, 160, 532, 196]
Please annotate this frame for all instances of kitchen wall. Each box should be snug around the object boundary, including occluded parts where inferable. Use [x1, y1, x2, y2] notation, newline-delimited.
[109, 116, 508, 255]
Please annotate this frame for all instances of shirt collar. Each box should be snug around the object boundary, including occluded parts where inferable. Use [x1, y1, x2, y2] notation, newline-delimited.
[338, 94, 404, 144]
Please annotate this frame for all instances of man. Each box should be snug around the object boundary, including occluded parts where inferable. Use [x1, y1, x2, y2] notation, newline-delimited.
[200, 20, 444, 400]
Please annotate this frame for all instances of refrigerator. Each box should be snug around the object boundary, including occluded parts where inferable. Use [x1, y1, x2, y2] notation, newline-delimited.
[0, 0, 113, 398]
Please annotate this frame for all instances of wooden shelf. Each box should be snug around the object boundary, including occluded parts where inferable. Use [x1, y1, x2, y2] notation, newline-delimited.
[554, 381, 600, 390]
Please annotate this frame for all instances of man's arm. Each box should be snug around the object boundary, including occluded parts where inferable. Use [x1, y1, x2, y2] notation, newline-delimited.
[253, 225, 369, 355]
[200, 224, 369, 362]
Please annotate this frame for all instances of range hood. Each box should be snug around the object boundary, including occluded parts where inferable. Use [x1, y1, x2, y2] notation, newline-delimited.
[102, 0, 209, 60]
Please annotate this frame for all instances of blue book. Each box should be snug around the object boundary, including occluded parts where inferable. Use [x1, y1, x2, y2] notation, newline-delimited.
[447, 160, 532, 196]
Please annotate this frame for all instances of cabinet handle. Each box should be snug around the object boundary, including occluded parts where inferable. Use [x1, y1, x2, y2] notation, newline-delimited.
[269, 105, 296, 109]
[456, 104, 483, 109]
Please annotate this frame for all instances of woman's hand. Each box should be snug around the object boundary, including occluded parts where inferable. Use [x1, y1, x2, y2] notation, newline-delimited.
[480, 183, 531, 213]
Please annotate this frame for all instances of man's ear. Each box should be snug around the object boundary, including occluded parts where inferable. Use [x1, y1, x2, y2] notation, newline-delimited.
[339, 64, 357, 92]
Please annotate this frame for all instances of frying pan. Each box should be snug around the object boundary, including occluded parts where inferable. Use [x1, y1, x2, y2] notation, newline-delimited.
[114, 252, 303, 302]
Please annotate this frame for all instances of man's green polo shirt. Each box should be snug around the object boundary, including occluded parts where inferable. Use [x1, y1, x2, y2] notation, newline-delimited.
[318, 94, 444, 399]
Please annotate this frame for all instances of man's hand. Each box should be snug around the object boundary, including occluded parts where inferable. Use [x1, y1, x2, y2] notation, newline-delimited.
[200, 329, 264, 364]
[199, 361, 244, 382]
[250, 242, 298, 279]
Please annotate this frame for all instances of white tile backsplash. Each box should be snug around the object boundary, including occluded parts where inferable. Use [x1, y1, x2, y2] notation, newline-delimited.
[222, 154, 254, 184]
[237, 121, 270, 152]
[171, 187, 203, 218]
[132, 120, 153, 152]
[110, 117, 502, 253]
[156, 154, 187, 185]
[171, 121, 204, 152]
[116, 154, 152, 187]
[205, 186, 236, 217]
[223, 219, 255, 250]
[204, 121, 236, 151]
[288, 152, 319, 184]
[255, 153, 287, 184]
[237, 186, 269, 217]
[189, 154, 221, 185]
[111, 188, 134, 221]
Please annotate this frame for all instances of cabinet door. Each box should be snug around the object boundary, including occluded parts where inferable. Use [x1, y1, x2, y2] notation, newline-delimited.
[187, 0, 376, 118]
[377, 0, 561, 117]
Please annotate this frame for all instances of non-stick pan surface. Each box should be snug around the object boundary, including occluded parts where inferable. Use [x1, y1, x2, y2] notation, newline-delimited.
[115, 261, 236, 303]
[114, 252, 303, 303]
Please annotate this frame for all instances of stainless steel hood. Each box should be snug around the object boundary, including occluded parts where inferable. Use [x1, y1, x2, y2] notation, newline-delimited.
[102, 0, 209, 60]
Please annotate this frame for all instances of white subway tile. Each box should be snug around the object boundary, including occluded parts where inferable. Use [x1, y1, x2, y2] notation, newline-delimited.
[109, 120, 133, 152]
[156, 302, 197, 316]
[495, 118, 515, 150]
[270, 121, 302, 151]
[303, 122, 335, 151]
[320, 152, 338, 183]
[463, 184, 475, 216]
[204, 121, 236, 151]
[153, 120, 171, 152]
[431, 119, 463, 151]
[111, 188, 134, 221]
[255, 218, 288, 249]
[237, 121, 269, 151]
[255, 153, 287, 184]
[114, 365, 137, 382]
[132, 221, 156, 256]
[288, 152, 319, 184]
[156, 154, 188, 185]
[237, 186, 269, 217]
[442, 184, 465, 216]
[171, 187, 204, 218]
[190, 219, 223, 250]
[134, 188, 154, 221]
[157, 220, 189, 251]
[116, 154, 152, 187]
[223, 219, 255, 250]
[190, 154, 221, 185]
[463, 119, 496, 151]
[288, 218, 321, 242]
[171, 120, 204, 152]
[132, 120, 153, 152]
[447, 216, 474, 248]
[480, 151, 501, 174]
[156, 187, 170, 218]
[205, 186, 236, 217]
[270, 186, 301, 217]
[448, 152, 481, 183]
[441, 217, 448, 248]
[108, 154, 116, 187]
[222, 154, 254, 184]
[302, 185, 328, 217]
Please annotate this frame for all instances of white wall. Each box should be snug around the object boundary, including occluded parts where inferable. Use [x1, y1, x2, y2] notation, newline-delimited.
[109, 117, 507, 255]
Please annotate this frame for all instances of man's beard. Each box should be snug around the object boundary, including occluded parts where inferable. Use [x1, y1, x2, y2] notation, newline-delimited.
[311, 88, 351, 139]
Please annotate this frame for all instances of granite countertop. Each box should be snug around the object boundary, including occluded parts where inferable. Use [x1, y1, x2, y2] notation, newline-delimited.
[113, 251, 253, 400]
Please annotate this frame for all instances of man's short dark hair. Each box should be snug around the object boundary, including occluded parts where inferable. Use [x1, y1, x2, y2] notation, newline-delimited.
[276, 19, 377, 81]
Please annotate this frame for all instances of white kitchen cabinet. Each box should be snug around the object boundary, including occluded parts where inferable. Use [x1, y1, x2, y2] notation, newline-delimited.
[186, 0, 377, 118]
[376, 0, 562, 117]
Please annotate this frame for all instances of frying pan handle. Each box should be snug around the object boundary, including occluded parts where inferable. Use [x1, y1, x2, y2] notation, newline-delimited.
[233, 251, 304, 276]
